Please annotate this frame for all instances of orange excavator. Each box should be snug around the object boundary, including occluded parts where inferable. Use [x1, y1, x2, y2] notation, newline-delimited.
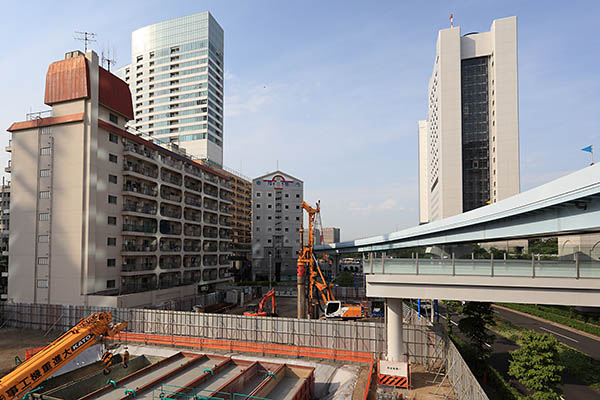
[244, 288, 277, 317]
[0, 312, 127, 400]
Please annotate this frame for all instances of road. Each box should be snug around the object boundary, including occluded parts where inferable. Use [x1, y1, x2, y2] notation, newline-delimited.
[438, 304, 600, 399]
[492, 306, 600, 361]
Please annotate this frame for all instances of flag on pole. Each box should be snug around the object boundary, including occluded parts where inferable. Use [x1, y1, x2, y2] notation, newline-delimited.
[581, 145, 593, 153]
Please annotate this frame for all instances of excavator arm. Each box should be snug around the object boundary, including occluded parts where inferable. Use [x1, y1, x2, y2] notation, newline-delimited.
[0, 312, 127, 400]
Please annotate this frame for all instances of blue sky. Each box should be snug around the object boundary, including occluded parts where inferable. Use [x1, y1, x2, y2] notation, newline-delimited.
[1, 1, 599, 240]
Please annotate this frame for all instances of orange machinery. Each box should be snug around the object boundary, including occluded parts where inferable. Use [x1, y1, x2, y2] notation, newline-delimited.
[244, 288, 277, 316]
[297, 201, 365, 320]
[0, 312, 127, 400]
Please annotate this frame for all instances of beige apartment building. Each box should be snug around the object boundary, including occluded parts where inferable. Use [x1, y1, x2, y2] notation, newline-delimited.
[6, 50, 234, 308]
[419, 16, 520, 223]
[321, 227, 340, 244]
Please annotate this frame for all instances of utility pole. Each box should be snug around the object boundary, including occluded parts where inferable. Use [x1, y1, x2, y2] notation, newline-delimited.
[74, 31, 97, 53]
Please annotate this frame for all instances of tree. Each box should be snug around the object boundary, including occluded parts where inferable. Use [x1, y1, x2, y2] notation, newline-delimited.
[458, 302, 495, 362]
[336, 270, 355, 287]
[509, 331, 564, 400]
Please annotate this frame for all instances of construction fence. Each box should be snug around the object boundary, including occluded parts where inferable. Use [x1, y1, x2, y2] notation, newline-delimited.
[0, 303, 487, 399]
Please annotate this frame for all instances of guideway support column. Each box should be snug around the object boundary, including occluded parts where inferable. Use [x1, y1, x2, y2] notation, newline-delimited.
[386, 297, 405, 362]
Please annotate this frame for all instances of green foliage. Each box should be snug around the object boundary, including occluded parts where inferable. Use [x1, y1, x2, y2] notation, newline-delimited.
[500, 303, 600, 337]
[335, 270, 355, 287]
[528, 238, 558, 255]
[458, 302, 496, 362]
[487, 366, 524, 400]
[558, 345, 600, 393]
[509, 331, 564, 399]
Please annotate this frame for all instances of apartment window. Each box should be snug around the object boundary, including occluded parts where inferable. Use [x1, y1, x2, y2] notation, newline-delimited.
[256, 227, 260, 232]
[38, 257, 49, 265]
[107, 280, 116, 288]
[107, 259, 116, 267]
[267, 239, 272, 243]
[40, 147, 52, 156]
[109, 154, 118, 163]
[37, 279, 48, 288]
[108, 216, 117, 225]
[38, 235, 49, 243]
[268, 216, 272, 220]
[39, 212, 50, 221]
[256, 216, 260, 220]
[285, 194, 289, 198]
[108, 174, 118, 184]
[39, 191, 50, 199]
[268, 193, 272, 197]
[267, 204, 272, 209]
[109, 133, 118, 143]
[107, 237, 117, 246]
[285, 205, 289, 209]
[40, 169, 51, 177]
[256, 204, 260, 209]
[108, 195, 117, 204]
[296, 217, 300, 221]
[256, 192, 261, 197]
[296, 194, 300, 198]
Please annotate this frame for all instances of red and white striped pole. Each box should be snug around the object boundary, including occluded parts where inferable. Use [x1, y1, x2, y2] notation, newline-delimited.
[450, 13, 454, 27]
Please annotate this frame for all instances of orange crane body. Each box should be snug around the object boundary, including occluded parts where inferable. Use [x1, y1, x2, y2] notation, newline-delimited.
[244, 288, 277, 316]
[297, 201, 365, 320]
[0, 312, 127, 400]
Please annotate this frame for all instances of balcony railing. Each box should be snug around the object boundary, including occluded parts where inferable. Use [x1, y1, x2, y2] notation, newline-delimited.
[124, 183, 158, 197]
[124, 162, 158, 178]
[123, 223, 157, 234]
[124, 143, 156, 160]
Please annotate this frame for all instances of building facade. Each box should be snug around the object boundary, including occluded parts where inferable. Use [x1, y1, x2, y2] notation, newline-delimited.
[6, 50, 233, 308]
[115, 12, 225, 165]
[419, 16, 520, 223]
[321, 227, 340, 244]
[252, 171, 303, 282]
[0, 178, 8, 302]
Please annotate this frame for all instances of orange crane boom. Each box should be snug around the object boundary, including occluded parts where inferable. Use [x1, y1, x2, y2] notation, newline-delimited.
[0, 312, 127, 400]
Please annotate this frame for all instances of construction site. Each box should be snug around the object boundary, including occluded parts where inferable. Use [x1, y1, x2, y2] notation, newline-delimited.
[0, 201, 486, 400]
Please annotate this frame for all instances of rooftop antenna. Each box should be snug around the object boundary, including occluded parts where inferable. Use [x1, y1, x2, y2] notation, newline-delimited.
[74, 31, 97, 53]
[101, 46, 117, 72]
[450, 13, 454, 27]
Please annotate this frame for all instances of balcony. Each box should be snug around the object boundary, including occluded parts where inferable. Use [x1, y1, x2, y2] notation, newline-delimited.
[219, 203, 232, 214]
[5, 140, 11, 153]
[160, 220, 182, 236]
[122, 257, 157, 273]
[184, 223, 202, 237]
[202, 268, 218, 281]
[159, 255, 181, 270]
[121, 274, 157, 293]
[124, 142, 156, 160]
[124, 159, 158, 179]
[160, 203, 182, 219]
[159, 238, 181, 252]
[204, 198, 218, 212]
[204, 183, 218, 198]
[161, 168, 182, 186]
[203, 255, 217, 267]
[184, 239, 202, 252]
[160, 186, 182, 203]
[184, 164, 203, 179]
[203, 240, 218, 252]
[203, 226, 218, 238]
[122, 237, 157, 252]
[219, 215, 233, 227]
[159, 271, 181, 288]
[219, 228, 232, 240]
[184, 208, 202, 223]
[4, 161, 11, 174]
[203, 211, 218, 225]
[203, 172, 219, 185]
[160, 154, 182, 170]
[184, 176, 202, 193]
[219, 255, 230, 265]
[219, 189, 233, 202]
[219, 241, 233, 252]
[183, 270, 202, 284]
[123, 179, 158, 197]
[123, 217, 157, 234]
[219, 267, 232, 279]
[123, 197, 157, 215]
[184, 194, 203, 209]
[184, 255, 202, 269]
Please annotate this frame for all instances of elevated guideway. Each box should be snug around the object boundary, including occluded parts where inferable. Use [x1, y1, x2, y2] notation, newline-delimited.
[315, 164, 600, 307]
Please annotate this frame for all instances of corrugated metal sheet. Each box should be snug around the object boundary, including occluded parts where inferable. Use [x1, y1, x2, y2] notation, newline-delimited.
[44, 56, 90, 105]
[98, 66, 134, 120]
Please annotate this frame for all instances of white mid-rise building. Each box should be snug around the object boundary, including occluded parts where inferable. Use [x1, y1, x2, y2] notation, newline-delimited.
[419, 16, 520, 223]
[116, 12, 225, 166]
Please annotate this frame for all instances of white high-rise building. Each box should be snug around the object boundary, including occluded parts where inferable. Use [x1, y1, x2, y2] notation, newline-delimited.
[419, 16, 520, 224]
[116, 12, 225, 166]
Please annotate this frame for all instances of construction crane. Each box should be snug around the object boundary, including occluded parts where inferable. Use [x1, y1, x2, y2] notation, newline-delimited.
[0, 312, 127, 400]
[297, 201, 366, 320]
[244, 288, 277, 316]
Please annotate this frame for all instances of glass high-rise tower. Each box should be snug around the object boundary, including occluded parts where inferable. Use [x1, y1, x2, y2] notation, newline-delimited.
[116, 12, 225, 165]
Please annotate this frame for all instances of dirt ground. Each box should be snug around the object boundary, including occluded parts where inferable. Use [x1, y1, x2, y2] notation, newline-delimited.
[0, 328, 60, 376]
